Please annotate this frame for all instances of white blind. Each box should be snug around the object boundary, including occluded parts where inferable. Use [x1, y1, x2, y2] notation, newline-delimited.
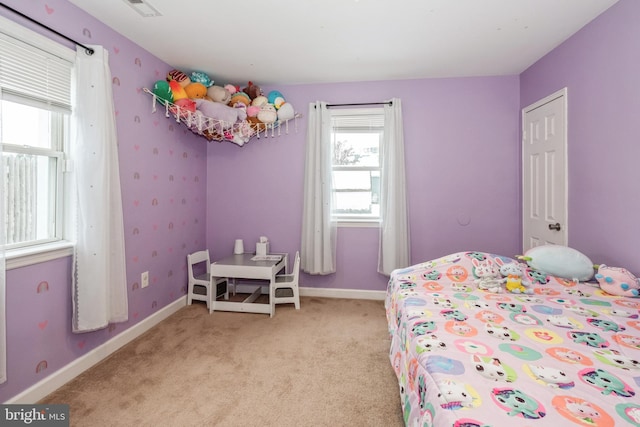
[331, 108, 384, 129]
[0, 32, 73, 113]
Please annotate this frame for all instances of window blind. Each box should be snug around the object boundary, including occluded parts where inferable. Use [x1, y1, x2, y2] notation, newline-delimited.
[331, 108, 384, 129]
[0, 31, 73, 113]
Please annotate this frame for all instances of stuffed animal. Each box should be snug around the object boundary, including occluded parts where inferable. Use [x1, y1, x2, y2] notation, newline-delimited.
[194, 99, 242, 130]
[251, 95, 268, 107]
[595, 265, 640, 297]
[224, 84, 238, 94]
[152, 80, 173, 103]
[257, 104, 277, 124]
[170, 98, 196, 120]
[499, 262, 532, 294]
[472, 258, 502, 293]
[166, 69, 191, 88]
[168, 80, 188, 101]
[517, 245, 594, 281]
[277, 103, 295, 122]
[184, 82, 207, 100]
[246, 105, 260, 118]
[242, 81, 262, 100]
[229, 92, 251, 107]
[190, 71, 213, 87]
[267, 90, 285, 109]
[207, 85, 231, 104]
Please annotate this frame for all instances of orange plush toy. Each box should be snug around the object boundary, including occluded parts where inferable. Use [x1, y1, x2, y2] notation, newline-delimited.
[184, 82, 207, 99]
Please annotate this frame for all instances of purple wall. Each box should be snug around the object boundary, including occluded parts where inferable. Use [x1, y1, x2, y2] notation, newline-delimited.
[1, 0, 206, 401]
[206, 76, 522, 290]
[5, 0, 631, 404]
[520, 0, 640, 274]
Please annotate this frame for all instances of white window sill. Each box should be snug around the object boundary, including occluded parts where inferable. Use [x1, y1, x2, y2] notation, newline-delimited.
[336, 220, 380, 228]
[5, 241, 74, 270]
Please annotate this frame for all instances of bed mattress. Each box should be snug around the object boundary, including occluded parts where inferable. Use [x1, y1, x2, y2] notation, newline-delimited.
[386, 251, 640, 426]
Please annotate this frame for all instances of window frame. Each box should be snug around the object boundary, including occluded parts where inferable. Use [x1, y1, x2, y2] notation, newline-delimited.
[2, 115, 67, 250]
[0, 15, 75, 269]
[329, 108, 384, 226]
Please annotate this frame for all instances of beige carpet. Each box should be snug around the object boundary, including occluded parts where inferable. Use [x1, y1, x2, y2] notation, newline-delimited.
[40, 296, 404, 427]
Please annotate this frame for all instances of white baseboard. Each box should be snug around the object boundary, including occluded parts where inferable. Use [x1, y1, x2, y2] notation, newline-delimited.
[300, 287, 386, 301]
[6, 297, 186, 404]
[232, 284, 386, 301]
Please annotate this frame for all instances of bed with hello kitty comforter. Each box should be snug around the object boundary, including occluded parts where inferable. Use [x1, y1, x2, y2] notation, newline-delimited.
[385, 251, 640, 427]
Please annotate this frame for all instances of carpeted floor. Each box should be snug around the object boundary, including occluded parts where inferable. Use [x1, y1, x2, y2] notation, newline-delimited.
[40, 296, 404, 427]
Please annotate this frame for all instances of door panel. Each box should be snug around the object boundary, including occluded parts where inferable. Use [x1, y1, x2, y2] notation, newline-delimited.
[522, 89, 568, 251]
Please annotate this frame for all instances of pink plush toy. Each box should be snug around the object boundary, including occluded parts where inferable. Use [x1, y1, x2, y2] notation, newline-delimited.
[595, 265, 640, 297]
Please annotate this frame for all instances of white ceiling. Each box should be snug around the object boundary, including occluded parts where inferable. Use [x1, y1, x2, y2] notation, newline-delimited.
[69, 0, 618, 86]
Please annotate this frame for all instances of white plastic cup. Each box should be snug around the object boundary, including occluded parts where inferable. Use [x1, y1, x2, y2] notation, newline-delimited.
[234, 239, 244, 255]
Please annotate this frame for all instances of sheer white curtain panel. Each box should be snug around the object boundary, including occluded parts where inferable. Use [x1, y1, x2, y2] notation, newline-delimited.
[301, 101, 336, 275]
[378, 98, 410, 275]
[0, 114, 6, 383]
[71, 45, 128, 332]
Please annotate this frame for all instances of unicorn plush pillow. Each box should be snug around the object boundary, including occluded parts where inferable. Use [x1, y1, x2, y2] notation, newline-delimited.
[518, 245, 594, 281]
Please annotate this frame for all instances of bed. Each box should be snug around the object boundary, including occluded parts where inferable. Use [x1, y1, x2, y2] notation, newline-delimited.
[385, 251, 640, 427]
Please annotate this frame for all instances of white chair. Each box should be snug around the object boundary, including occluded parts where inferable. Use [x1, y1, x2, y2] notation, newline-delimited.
[187, 250, 228, 314]
[271, 251, 300, 314]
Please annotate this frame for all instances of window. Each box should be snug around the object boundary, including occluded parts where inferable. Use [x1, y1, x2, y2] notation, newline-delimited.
[330, 108, 384, 223]
[0, 16, 74, 255]
[1, 100, 68, 249]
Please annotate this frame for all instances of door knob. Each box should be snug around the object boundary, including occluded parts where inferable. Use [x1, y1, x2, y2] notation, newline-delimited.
[548, 223, 561, 231]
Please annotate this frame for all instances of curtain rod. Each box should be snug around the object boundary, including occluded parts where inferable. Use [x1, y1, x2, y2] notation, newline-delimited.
[0, 3, 94, 55]
[316, 101, 392, 108]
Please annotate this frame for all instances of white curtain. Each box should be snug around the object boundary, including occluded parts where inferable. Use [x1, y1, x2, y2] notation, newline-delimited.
[301, 101, 337, 275]
[0, 114, 6, 383]
[71, 45, 128, 332]
[378, 98, 410, 275]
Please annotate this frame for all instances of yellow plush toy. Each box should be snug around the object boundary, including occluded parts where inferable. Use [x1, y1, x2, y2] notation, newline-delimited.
[500, 262, 532, 294]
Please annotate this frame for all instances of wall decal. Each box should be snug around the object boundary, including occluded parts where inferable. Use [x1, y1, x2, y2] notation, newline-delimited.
[82, 28, 91, 38]
[36, 281, 49, 293]
[112, 76, 120, 86]
[35, 360, 48, 373]
[44, 5, 54, 15]
[38, 320, 48, 330]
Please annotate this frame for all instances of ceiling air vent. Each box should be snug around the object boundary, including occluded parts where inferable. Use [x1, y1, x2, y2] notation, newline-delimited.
[122, 0, 162, 17]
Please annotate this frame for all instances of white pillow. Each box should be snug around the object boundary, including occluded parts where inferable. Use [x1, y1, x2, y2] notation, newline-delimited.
[521, 245, 594, 281]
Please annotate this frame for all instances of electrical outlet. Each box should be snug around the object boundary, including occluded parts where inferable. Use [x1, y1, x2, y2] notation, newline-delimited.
[141, 271, 149, 288]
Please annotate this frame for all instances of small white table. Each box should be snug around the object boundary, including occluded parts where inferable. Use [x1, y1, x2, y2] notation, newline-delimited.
[210, 253, 287, 317]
